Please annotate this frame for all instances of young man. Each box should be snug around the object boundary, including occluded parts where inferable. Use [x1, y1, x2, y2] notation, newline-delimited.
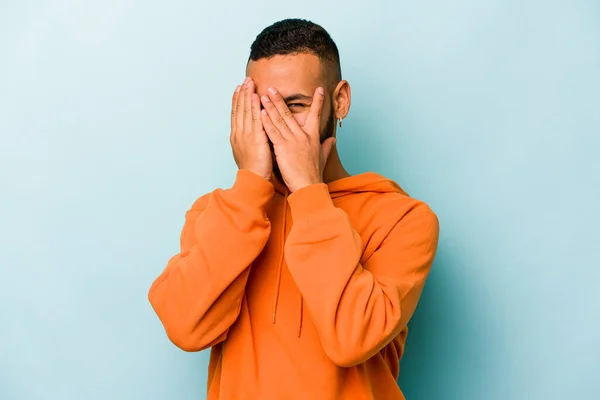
[149, 18, 439, 400]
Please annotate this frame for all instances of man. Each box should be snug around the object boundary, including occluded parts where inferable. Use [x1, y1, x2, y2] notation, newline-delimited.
[149, 18, 439, 400]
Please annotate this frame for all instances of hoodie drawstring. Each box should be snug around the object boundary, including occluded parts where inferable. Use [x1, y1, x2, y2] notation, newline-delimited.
[298, 293, 303, 338]
[271, 193, 304, 338]
[272, 194, 287, 324]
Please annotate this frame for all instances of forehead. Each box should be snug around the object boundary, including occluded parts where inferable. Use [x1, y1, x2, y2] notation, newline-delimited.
[246, 53, 324, 96]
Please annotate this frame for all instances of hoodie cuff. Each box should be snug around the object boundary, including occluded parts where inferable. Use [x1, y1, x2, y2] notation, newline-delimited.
[287, 183, 335, 222]
[229, 169, 275, 208]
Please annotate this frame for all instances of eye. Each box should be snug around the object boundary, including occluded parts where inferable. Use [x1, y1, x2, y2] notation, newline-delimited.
[288, 103, 306, 108]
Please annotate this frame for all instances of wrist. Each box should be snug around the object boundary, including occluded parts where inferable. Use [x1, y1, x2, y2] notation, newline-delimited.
[231, 169, 275, 205]
[287, 183, 334, 220]
[289, 178, 323, 193]
[241, 167, 272, 182]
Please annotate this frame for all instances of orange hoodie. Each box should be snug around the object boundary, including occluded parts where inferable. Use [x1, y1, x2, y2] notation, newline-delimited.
[148, 169, 439, 400]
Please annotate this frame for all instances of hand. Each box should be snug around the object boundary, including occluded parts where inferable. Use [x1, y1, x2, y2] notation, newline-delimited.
[260, 86, 336, 193]
[230, 77, 272, 181]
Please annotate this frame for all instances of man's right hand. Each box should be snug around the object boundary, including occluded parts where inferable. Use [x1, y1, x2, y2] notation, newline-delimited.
[230, 77, 273, 181]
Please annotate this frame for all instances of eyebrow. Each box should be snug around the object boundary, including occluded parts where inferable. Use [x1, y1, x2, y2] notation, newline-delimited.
[283, 93, 313, 102]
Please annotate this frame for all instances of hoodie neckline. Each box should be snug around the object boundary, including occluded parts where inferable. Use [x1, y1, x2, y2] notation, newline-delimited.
[271, 172, 401, 197]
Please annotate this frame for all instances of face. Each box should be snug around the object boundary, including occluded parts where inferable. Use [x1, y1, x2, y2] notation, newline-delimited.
[246, 53, 337, 182]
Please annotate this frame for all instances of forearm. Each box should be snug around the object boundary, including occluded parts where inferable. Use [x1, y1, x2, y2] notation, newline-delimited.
[285, 184, 439, 366]
[149, 170, 274, 351]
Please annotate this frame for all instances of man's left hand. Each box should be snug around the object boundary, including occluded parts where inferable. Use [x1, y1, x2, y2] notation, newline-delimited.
[260, 86, 336, 193]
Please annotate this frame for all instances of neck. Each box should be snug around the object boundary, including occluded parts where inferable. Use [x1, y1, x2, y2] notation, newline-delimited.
[323, 146, 351, 183]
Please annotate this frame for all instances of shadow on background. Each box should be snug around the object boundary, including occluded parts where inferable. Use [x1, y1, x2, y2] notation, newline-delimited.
[339, 85, 504, 399]
[398, 243, 477, 399]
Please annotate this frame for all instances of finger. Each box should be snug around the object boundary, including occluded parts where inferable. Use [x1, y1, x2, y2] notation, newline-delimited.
[251, 93, 263, 134]
[305, 86, 325, 135]
[236, 78, 249, 134]
[263, 87, 298, 136]
[231, 85, 241, 135]
[261, 109, 284, 143]
[243, 78, 254, 134]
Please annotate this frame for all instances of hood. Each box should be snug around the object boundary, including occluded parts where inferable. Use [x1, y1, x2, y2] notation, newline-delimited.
[272, 172, 407, 198]
[327, 172, 407, 198]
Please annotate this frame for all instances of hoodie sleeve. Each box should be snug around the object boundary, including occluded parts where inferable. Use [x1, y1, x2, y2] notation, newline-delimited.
[148, 170, 274, 352]
[284, 183, 439, 368]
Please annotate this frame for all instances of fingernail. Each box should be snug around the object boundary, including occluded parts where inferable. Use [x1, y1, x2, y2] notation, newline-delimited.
[235, 85, 241, 92]
[317, 87, 324, 95]
[268, 87, 277, 94]
[261, 95, 270, 103]
[261, 109, 268, 116]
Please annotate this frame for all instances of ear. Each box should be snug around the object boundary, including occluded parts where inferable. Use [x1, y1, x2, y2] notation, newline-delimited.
[332, 80, 351, 120]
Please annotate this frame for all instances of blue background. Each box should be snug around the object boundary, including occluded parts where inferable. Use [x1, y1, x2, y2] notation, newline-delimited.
[1, 1, 599, 399]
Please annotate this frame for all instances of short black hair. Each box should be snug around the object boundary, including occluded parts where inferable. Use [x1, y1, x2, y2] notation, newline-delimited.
[248, 18, 342, 86]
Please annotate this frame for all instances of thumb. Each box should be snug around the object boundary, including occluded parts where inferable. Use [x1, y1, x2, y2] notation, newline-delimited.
[321, 137, 337, 163]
